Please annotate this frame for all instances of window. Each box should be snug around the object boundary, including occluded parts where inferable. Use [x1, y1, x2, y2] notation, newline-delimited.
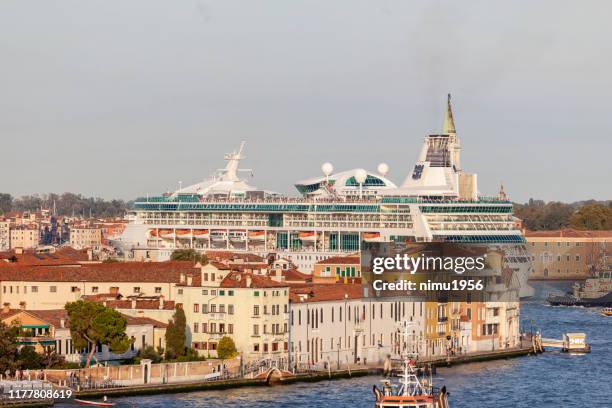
[193, 323, 199, 333]
[228, 324, 233, 334]
[254, 291, 260, 297]
[210, 304, 217, 313]
[50, 286, 57, 293]
[228, 305, 234, 315]
[194, 304, 199, 313]
[91, 286, 99, 293]
[219, 304, 225, 314]
[202, 289, 208, 295]
[253, 325, 259, 335]
[30, 286, 38, 293]
[219, 290, 225, 296]
[71, 286, 79, 293]
[253, 343, 259, 352]
[133, 287, 141, 293]
[202, 323, 207, 333]
[253, 305, 260, 316]
[178, 289, 183, 295]
[210, 323, 216, 333]
[155, 287, 162, 294]
[228, 290, 234, 296]
[202, 304, 208, 314]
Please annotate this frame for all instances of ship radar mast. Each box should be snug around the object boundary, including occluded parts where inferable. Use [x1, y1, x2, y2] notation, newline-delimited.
[217, 141, 253, 182]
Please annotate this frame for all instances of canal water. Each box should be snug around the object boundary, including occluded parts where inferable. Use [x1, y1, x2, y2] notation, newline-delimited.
[61, 282, 612, 407]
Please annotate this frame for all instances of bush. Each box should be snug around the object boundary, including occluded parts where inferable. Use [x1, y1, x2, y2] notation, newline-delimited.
[216, 336, 237, 360]
[170, 249, 208, 264]
[138, 345, 162, 363]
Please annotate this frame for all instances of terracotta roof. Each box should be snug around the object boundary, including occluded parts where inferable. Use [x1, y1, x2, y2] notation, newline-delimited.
[220, 271, 288, 289]
[0, 247, 91, 266]
[316, 254, 361, 265]
[281, 268, 310, 282]
[524, 229, 612, 238]
[1, 308, 167, 329]
[0, 261, 199, 283]
[105, 299, 176, 311]
[289, 284, 362, 303]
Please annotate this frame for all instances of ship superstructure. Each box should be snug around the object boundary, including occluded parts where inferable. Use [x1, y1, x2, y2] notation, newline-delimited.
[115, 95, 534, 297]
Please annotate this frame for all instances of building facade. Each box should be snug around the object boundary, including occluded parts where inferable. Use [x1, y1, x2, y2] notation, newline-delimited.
[526, 229, 611, 280]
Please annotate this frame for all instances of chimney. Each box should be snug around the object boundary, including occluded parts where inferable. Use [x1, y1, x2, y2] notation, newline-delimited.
[159, 295, 165, 310]
[2, 303, 10, 313]
[60, 318, 66, 328]
[187, 275, 193, 286]
[180, 273, 186, 284]
[245, 275, 252, 288]
[87, 249, 93, 261]
[19, 301, 26, 310]
[15, 247, 23, 255]
[131, 299, 137, 309]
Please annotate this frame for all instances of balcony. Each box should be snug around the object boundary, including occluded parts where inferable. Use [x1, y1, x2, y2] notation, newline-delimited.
[437, 316, 448, 323]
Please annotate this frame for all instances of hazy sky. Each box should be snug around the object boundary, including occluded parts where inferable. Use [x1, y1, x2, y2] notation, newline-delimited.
[1, 1, 610, 203]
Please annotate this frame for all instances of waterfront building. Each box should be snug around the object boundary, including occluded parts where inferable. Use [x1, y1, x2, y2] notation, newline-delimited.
[0, 306, 166, 364]
[526, 229, 611, 280]
[114, 95, 533, 298]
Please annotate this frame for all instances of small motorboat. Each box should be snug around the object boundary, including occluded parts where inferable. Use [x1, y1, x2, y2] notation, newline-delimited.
[601, 307, 612, 317]
[74, 397, 115, 407]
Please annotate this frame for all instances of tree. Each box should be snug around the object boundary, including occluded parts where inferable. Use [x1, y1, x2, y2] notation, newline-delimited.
[165, 306, 187, 359]
[0, 322, 20, 374]
[170, 249, 208, 264]
[570, 204, 612, 230]
[138, 345, 162, 363]
[18, 346, 43, 369]
[216, 336, 237, 360]
[64, 300, 131, 367]
[0, 193, 12, 214]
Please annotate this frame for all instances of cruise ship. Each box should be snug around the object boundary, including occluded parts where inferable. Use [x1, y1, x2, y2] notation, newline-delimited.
[115, 95, 534, 297]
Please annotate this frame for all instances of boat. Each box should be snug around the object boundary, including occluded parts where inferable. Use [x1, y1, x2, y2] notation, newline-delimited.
[176, 229, 193, 239]
[298, 231, 316, 242]
[548, 270, 612, 307]
[193, 229, 210, 240]
[248, 230, 265, 240]
[373, 322, 450, 407]
[229, 230, 247, 241]
[373, 357, 450, 408]
[74, 398, 115, 407]
[601, 307, 612, 316]
[363, 232, 382, 243]
[114, 95, 533, 297]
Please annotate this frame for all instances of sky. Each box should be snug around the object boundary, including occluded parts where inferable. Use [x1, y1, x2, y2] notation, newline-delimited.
[1, 0, 611, 203]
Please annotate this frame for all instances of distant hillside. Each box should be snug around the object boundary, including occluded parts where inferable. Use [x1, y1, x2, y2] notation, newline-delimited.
[0, 192, 132, 218]
[513, 199, 612, 231]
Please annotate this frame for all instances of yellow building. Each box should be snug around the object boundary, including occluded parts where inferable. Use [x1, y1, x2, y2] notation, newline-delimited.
[526, 229, 611, 280]
[70, 227, 102, 249]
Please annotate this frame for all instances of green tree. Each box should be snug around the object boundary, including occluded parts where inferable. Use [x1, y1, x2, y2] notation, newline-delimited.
[570, 204, 612, 230]
[18, 346, 43, 369]
[138, 345, 162, 363]
[64, 300, 131, 367]
[165, 306, 187, 359]
[170, 249, 208, 264]
[0, 321, 20, 374]
[216, 336, 237, 360]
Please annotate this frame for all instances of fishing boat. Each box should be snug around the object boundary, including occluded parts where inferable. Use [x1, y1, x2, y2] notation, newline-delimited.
[373, 321, 450, 408]
[74, 397, 115, 406]
[601, 307, 612, 317]
[373, 359, 449, 408]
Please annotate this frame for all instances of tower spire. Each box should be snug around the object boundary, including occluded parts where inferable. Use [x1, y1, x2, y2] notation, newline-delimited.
[443, 93, 456, 134]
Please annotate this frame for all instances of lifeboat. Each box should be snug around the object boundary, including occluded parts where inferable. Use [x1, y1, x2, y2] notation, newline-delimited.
[229, 230, 247, 241]
[148, 229, 159, 238]
[176, 229, 193, 239]
[363, 232, 382, 243]
[248, 231, 265, 241]
[159, 229, 175, 239]
[193, 230, 210, 240]
[298, 231, 316, 242]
